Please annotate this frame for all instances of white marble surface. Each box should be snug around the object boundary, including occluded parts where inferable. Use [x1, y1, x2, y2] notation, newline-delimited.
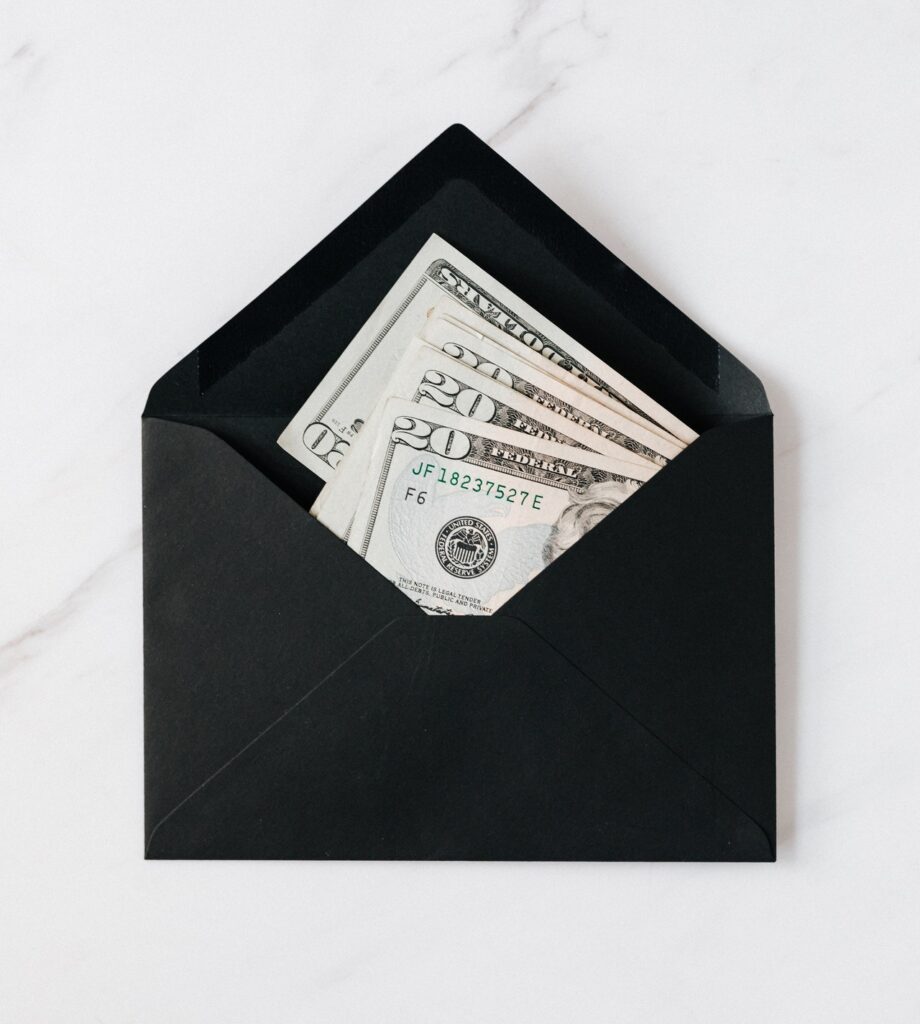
[2, 0, 919, 1019]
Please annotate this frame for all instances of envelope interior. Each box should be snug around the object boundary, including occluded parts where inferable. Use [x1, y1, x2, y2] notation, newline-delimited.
[145, 156, 769, 514]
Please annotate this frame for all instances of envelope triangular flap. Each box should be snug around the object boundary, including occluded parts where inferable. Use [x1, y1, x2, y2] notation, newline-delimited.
[146, 616, 770, 861]
[502, 415, 775, 852]
[143, 418, 417, 842]
[144, 124, 769, 512]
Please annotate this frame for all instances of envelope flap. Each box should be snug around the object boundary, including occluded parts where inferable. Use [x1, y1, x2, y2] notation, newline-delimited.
[146, 615, 772, 861]
[144, 127, 768, 494]
[142, 417, 419, 839]
[501, 414, 775, 850]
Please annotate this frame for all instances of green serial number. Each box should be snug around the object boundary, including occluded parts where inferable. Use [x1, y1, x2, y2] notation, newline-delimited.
[410, 461, 543, 509]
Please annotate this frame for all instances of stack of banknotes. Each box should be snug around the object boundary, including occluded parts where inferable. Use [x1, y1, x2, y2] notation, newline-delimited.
[278, 235, 696, 615]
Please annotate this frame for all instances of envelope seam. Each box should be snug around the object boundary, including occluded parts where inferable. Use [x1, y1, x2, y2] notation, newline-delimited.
[145, 617, 403, 856]
[502, 615, 775, 858]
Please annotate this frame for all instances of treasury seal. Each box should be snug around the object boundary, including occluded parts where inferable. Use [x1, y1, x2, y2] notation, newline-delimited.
[435, 517, 498, 579]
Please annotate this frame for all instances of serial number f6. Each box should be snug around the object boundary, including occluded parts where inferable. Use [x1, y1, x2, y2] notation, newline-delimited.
[403, 487, 428, 504]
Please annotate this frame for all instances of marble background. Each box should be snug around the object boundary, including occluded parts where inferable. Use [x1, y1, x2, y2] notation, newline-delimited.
[2, 0, 919, 1020]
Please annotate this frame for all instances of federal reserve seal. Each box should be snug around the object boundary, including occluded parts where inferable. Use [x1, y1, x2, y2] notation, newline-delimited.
[435, 517, 498, 579]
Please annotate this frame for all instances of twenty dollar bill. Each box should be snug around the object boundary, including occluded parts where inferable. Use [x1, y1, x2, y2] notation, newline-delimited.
[348, 400, 654, 615]
[278, 234, 694, 480]
[312, 337, 659, 540]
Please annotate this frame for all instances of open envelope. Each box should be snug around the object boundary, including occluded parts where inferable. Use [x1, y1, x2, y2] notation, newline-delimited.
[143, 125, 775, 861]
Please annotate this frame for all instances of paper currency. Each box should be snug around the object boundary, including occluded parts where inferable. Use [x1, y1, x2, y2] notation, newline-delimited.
[313, 337, 657, 540]
[278, 233, 697, 614]
[277, 234, 694, 480]
[346, 400, 654, 615]
[419, 316, 684, 466]
[425, 298, 681, 444]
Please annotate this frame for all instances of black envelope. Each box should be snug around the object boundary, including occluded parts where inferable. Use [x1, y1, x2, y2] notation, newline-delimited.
[143, 125, 775, 861]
